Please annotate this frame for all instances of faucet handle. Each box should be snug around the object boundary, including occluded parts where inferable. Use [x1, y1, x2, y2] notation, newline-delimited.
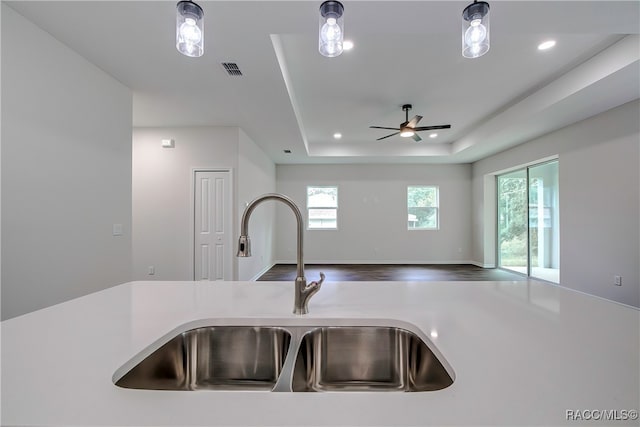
[311, 272, 325, 287]
[306, 272, 325, 295]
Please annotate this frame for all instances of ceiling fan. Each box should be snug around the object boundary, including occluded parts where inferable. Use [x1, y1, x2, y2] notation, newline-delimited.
[370, 104, 451, 142]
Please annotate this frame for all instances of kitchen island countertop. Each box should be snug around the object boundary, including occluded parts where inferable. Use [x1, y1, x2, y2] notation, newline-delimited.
[2, 279, 639, 426]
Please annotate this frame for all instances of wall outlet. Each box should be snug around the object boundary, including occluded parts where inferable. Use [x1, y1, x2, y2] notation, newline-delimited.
[614, 275, 622, 286]
[148, 266, 155, 276]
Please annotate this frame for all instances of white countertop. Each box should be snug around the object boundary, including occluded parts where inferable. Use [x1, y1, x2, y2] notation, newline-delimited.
[2, 279, 639, 426]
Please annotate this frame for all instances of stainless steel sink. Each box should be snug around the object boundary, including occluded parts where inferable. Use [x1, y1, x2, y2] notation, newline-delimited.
[291, 326, 453, 392]
[114, 321, 454, 393]
[115, 326, 291, 391]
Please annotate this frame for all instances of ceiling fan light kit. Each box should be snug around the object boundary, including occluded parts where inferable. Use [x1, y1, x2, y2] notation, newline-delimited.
[400, 128, 415, 138]
[319, 1, 345, 57]
[462, 0, 490, 59]
[176, 0, 204, 57]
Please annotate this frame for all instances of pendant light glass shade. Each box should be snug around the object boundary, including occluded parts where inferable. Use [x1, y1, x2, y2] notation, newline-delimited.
[176, 0, 204, 58]
[319, 1, 344, 58]
[462, 1, 490, 59]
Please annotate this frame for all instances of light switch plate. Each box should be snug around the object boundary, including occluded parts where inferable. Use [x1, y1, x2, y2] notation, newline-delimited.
[112, 224, 123, 236]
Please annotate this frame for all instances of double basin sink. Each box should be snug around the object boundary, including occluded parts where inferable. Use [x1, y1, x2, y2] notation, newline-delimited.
[113, 319, 454, 393]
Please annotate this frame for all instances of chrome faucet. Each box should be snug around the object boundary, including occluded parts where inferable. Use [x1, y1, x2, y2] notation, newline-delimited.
[237, 193, 325, 315]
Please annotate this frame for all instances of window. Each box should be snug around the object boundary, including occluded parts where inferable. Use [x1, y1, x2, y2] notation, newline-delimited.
[307, 186, 338, 229]
[407, 186, 439, 230]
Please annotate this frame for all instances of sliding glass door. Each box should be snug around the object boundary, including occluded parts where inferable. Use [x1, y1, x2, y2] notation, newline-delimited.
[528, 161, 559, 283]
[497, 161, 559, 283]
[498, 170, 528, 275]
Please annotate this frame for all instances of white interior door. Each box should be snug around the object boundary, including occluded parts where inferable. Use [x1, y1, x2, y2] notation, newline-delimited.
[194, 170, 232, 281]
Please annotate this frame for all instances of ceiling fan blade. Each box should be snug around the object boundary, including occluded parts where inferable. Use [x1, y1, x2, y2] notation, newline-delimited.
[411, 133, 422, 142]
[377, 132, 400, 141]
[412, 125, 451, 131]
[370, 126, 400, 130]
[407, 115, 423, 128]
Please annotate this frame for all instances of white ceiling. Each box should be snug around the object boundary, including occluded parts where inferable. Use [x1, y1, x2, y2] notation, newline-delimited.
[7, 1, 639, 164]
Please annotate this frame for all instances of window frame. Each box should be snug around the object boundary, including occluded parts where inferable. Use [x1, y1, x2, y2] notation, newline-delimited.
[306, 185, 339, 230]
[407, 185, 440, 231]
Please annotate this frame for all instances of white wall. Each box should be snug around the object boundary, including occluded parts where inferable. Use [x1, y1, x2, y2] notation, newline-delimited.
[276, 164, 472, 264]
[1, 4, 133, 320]
[132, 127, 275, 282]
[472, 100, 640, 307]
[237, 130, 277, 280]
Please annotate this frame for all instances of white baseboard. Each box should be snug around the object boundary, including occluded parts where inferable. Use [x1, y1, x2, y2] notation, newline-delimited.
[274, 259, 488, 266]
[470, 261, 496, 268]
[248, 262, 276, 281]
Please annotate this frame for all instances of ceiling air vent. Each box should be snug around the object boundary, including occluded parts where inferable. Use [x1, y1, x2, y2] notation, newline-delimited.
[222, 62, 243, 76]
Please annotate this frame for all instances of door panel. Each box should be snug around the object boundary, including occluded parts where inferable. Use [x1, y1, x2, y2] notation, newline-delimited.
[497, 170, 528, 275]
[194, 171, 232, 281]
[528, 162, 560, 283]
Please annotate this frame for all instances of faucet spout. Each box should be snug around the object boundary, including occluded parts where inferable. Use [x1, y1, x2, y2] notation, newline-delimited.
[237, 193, 324, 315]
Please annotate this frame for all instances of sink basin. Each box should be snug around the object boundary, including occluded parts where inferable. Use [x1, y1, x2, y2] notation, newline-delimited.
[114, 320, 454, 393]
[291, 326, 453, 392]
[115, 326, 291, 391]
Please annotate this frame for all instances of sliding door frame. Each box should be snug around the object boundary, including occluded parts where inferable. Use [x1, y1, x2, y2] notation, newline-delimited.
[496, 159, 559, 282]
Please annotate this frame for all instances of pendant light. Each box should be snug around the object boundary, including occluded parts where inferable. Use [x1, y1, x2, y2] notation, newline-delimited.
[319, 1, 344, 57]
[176, 0, 204, 57]
[462, 1, 490, 59]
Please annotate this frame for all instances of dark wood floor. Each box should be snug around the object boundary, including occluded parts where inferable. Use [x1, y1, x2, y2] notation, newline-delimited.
[257, 264, 526, 282]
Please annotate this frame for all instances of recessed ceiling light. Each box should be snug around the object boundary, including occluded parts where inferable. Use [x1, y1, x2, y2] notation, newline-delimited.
[538, 40, 556, 51]
[429, 133, 438, 139]
[333, 132, 342, 139]
[343, 40, 354, 51]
